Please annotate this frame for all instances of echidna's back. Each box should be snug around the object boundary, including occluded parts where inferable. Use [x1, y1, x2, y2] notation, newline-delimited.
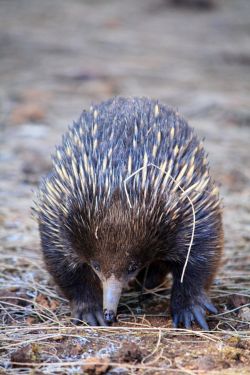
[63, 97, 207, 199]
[37, 97, 216, 221]
[75, 97, 191, 167]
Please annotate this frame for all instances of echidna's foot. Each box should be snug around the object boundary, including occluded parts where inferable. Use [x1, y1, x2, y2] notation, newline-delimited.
[73, 310, 108, 326]
[71, 302, 108, 326]
[171, 291, 217, 330]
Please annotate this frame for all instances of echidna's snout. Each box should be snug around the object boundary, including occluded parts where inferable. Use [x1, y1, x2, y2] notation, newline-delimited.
[102, 275, 123, 324]
[103, 309, 116, 324]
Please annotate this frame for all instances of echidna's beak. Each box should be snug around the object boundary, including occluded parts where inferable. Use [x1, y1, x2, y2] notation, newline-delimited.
[102, 275, 123, 325]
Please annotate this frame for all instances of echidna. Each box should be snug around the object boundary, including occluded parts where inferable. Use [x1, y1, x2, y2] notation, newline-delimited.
[35, 97, 223, 329]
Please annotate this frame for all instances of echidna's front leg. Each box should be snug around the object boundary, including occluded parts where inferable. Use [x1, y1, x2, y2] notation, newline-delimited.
[67, 265, 107, 326]
[170, 262, 217, 330]
[45, 255, 106, 326]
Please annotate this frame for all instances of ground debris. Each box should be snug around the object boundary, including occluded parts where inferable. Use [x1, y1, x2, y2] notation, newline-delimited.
[81, 357, 111, 375]
[114, 342, 147, 364]
[228, 294, 250, 309]
[195, 355, 216, 371]
[10, 344, 41, 368]
[238, 307, 250, 322]
[35, 293, 60, 311]
[0, 289, 30, 307]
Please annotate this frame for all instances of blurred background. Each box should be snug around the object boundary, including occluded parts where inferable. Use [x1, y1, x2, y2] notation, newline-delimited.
[0, 1, 250, 370]
[1, 0, 250, 249]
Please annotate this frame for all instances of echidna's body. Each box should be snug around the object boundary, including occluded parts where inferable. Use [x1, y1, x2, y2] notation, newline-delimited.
[35, 97, 223, 329]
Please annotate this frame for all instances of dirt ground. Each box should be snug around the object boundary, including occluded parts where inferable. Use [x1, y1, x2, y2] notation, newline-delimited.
[0, 0, 250, 374]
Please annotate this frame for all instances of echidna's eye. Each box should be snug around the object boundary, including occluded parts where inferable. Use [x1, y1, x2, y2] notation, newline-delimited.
[127, 264, 138, 275]
[92, 261, 101, 272]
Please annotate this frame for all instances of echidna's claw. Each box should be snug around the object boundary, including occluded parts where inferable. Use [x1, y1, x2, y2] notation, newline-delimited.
[193, 306, 209, 330]
[204, 301, 218, 314]
[96, 310, 109, 326]
[85, 312, 98, 326]
[172, 306, 209, 330]
[72, 309, 108, 326]
[172, 309, 194, 329]
[171, 291, 217, 330]
[183, 311, 193, 329]
[173, 313, 180, 328]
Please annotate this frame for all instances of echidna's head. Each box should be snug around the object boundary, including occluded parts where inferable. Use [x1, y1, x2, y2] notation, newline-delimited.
[66, 196, 167, 324]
